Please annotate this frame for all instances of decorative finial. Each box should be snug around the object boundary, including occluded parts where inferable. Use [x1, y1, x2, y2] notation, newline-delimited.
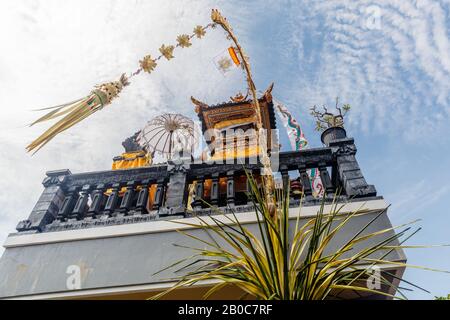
[262, 83, 274, 103]
[191, 96, 209, 113]
[230, 91, 248, 103]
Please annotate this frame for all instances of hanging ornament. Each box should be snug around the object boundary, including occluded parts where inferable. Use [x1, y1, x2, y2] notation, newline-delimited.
[159, 44, 175, 60]
[26, 18, 213, 153]
[26, 74, 129, 154]
[193, 25, 206, 38]
[176, 34, 192, 48]
[211, 9, 231, 30]
[140, 55, 157, 73]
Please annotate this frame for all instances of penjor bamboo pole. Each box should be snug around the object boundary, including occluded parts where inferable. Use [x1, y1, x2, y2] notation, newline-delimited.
[211, 9, 275, 215]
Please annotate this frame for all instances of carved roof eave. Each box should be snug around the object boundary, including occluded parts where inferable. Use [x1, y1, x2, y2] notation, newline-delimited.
[191, 83, 274, 114]
[262, 82, 274, 104]
[191, 96, 209, 114]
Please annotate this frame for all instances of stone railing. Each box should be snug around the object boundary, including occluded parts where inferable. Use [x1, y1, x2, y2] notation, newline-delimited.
[15, 132, 377, 233]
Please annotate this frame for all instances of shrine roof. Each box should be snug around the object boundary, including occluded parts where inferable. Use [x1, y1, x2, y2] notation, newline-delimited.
[191, 83, 277, 133]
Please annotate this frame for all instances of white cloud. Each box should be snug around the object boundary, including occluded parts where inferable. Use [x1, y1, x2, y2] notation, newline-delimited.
[388, 179, 450, 223]
[0, 0, 244, 248]
[276, 0, 450, 141]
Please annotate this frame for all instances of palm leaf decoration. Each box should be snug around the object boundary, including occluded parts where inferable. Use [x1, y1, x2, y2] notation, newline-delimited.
[25, 20, 215, 154]
[152, 171, 448, 300]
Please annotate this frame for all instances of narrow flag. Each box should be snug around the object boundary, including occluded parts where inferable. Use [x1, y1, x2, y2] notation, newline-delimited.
[273, 99, 324, 198]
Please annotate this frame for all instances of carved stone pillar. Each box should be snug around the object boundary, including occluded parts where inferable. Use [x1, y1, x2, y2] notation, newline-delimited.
[298, 165, 313, 198]
[210, 174, 219, 206]
[226, 171, 235, 206]
[104, 183, 121, 216]
[280, 165, 290, 194]
[56, 186, 80, 222]
[153, 179, 166, 211]
[330, 138, 376, 197]
[194, 177, 205, 209]
[71, 184, 91, 220]
[135, 179, 150, 215]
[120, 181, 137, 215]
[161, 160, 189, 217]
[16, 169, 71, 232]
[318, 163, 334, 196]
[87, 184, 106, 218]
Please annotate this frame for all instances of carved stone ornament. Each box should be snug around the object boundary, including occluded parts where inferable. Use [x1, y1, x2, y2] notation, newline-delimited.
[335, 144, 357, 156]
[167, 160, 190, 173]
[230, 91, 249, 103]
[122, 131, 143, 152]
[42, 174, 69, 187]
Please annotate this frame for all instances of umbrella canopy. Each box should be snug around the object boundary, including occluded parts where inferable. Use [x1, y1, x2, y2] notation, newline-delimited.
[137, 113, 198, 160]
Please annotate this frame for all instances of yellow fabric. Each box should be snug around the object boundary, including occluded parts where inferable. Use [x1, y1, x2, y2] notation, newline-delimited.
[228, 47, 240, 66]
[203, 179, 212, 198]
[105, 184, 157, 210]
[148, 184, 157, 209]
[212, 144, 261, 160]
[107, 151, 152, 195]
[112, 151, 151, 170]
[213, 116, 256, 130]
[186, 181, 197, 211]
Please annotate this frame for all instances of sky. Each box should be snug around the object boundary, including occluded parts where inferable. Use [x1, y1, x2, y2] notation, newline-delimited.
[0, 0, 449, 299]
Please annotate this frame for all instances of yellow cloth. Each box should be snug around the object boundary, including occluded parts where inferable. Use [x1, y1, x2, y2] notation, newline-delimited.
[213, 116, 256, 130]
[228, 47, 241, 66]
[104, 184, 157, 211]
[212, 144, 261, 161]
[108, 151, 152, 195]
[186, 181, 197, 211]
[112, 151, 151, 170]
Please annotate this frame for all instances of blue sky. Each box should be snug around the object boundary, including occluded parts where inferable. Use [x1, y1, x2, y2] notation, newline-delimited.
[0, 0, 449, 299]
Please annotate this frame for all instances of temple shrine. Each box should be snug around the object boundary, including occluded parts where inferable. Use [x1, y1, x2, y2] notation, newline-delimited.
[0, 85, 406, 299]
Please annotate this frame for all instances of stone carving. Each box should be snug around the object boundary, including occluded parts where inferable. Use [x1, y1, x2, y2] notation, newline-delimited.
[17, 143, 379, 233]
[335, 144, 357, 156]
[42, 169, 72, 187]
[122, 131, 143, 152]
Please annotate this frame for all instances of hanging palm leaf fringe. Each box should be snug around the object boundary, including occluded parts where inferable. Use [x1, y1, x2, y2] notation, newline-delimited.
[26, 74, 130, 154]
[27, 21, 214, 154]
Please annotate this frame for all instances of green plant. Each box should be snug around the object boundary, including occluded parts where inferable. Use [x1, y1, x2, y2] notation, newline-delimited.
[434, 294, 450, 300]
[153, 173, 447, 300]
[310, 97, 351, 131]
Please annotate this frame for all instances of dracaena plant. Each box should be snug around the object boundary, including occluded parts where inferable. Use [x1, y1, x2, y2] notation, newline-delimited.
[152, 171, 448, 300]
